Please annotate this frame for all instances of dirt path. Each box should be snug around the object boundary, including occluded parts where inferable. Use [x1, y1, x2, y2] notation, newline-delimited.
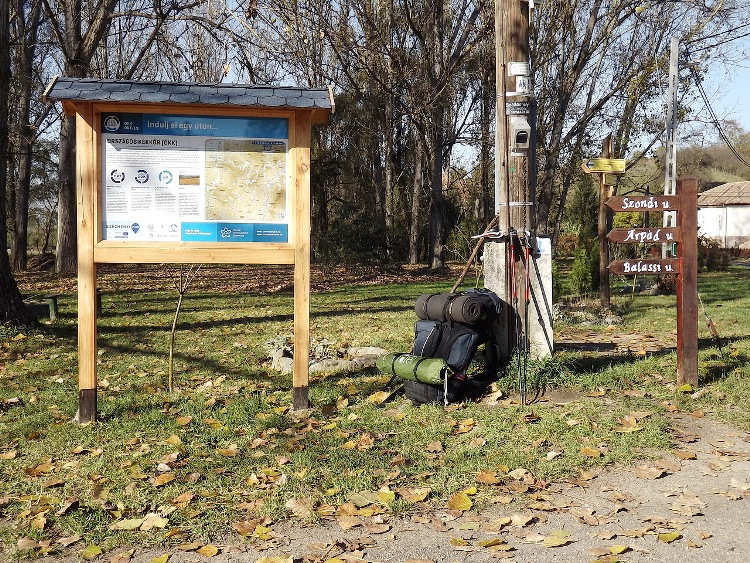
[28, 413, 750, 563]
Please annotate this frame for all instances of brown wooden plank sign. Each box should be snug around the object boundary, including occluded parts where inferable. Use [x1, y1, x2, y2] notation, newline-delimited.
[606, 227, 681, 244]
[608, 259, 679, 275]
[605, 195, 679, 212]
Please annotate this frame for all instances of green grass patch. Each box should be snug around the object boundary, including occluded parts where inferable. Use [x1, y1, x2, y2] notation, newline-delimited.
[2, 266, 750, 558]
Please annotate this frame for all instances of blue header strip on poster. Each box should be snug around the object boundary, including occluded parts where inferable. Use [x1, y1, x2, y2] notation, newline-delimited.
[182, 222, 288, 243]
[102, 113, 288, 139]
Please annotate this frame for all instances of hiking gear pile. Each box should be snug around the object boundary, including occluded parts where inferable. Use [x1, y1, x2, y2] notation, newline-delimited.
[377, 289, 505, 405]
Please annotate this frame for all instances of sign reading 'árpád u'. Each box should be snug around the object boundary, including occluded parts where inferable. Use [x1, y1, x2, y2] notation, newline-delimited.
[606, 227, 681, 244]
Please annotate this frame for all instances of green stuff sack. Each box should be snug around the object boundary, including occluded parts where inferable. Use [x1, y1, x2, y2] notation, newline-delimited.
[377, 353, 453, 385]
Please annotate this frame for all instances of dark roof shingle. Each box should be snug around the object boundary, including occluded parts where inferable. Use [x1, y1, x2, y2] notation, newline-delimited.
[44, 77, 333, 112]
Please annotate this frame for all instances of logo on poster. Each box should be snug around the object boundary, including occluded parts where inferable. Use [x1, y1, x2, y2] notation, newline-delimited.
[131, 223, 140, 233]
[135, 170, 149, 183]
[104, 116, 121, 132]
[110, 169, 125, 183]
[159, 170, 173, 184]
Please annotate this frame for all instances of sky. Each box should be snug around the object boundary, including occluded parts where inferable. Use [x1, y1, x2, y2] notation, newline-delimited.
[696, 37, 750, 138]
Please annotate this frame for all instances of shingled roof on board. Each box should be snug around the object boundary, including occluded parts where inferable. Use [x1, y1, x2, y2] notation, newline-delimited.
[43, 77, 334, 111]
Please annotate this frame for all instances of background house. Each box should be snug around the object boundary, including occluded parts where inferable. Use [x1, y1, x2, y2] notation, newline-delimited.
[697, 181, 750, 249]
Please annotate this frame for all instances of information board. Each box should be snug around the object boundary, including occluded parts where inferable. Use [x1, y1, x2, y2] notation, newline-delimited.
[101, 113, 290, 243]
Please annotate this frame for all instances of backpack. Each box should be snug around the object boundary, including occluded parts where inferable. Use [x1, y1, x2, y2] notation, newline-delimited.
[378, 289, 505, 406]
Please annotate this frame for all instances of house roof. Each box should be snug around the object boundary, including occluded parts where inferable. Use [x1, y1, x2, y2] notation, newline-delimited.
[697, 181, 750, 207]
[43, 77, 334, 114]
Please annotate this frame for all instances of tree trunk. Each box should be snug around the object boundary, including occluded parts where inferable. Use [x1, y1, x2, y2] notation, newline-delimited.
[51, 0, 120, 273]
[11, 0, 42, 271]
[428, 104, 445, 269]
[409, 135, 424, 264]
[56, 111, 78, 273]
[0, 0, 33, 324]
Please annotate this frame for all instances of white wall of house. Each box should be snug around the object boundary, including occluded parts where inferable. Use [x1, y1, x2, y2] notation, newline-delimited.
[698, 205, 750, 248]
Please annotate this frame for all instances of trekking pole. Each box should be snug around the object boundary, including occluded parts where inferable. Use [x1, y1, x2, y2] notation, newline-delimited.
[522, 232, 531, 406]
[698, 291, 724, 358]
[509, 230, 523, 406]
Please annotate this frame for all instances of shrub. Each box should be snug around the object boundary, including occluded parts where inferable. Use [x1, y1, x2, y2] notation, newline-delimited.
[698, 236, 730, 271]
[569, 241, 600, 296]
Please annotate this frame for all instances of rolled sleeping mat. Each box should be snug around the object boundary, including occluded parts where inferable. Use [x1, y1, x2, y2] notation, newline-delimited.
[447, 293, 488, 324]
[376, 353, 453, 385]
[415, 293, 458, 321]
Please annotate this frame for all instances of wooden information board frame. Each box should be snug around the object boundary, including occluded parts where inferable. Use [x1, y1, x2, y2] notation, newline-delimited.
[44, 79, 332, 422]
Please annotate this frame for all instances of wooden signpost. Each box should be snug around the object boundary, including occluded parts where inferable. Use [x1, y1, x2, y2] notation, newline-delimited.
[605, 178, 698, 386]
[582, 137, 625, 308]
[44, 78, 332, 422]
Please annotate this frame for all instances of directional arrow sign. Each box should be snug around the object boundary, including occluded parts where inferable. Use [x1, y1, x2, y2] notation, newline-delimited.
[608, 259, 680, 276]
[606, 227, 681, 244]
[582, 158, 626, 174]
[605, 195, 679, 212]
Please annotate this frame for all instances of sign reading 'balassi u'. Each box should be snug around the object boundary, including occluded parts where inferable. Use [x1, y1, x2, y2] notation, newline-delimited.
[608, 259, 680, 275]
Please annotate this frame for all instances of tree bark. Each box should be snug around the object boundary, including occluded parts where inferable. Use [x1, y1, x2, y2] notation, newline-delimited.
[428, 103, 445, 269]
[0, 0, 33, 324]
[50, 0, 120, 273]
[409, 134, 424, 264]
[11, 0, 43, 271]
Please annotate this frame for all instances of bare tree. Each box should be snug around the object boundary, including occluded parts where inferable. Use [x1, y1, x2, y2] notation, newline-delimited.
[1, 0, 34, 324]
[532, 0, 744, 235]
[10, 0, 54, 271]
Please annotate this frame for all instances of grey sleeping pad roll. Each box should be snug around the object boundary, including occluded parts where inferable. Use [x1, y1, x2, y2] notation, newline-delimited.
[376, 353, 453, 385]
[414, 292, 491, 324]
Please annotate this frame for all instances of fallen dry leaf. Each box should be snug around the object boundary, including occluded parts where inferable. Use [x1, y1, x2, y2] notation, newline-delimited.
[634, 465, 666, 480]
[153, 473, 175, 487]
[476, 470, 501, 484]
[337, 515, 362, 530]
[398, 487, 430, 502]
[110, 549, 136, 563]
[196, 544, 220, 557]
[446, 492, 472, 512]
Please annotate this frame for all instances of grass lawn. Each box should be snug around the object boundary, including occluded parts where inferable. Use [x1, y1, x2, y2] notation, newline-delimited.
[1, 263, 749, 559]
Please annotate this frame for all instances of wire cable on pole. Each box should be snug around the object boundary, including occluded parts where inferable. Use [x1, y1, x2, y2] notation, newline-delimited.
[689, 65, 750, 168]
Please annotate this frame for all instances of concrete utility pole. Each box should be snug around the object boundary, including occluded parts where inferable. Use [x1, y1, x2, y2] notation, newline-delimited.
[486, 0, 553, 386]
[663, 37, 679, 257]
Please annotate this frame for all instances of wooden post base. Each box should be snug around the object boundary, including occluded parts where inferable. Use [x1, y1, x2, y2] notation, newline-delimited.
[78, 389, 97, 423]
[293, 386, 309, 410]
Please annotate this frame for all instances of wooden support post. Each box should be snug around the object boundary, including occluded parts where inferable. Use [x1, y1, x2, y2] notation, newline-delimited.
[77, 104, 98, 422]
[46, 295, 59, 321]
[676, 177, 698, 386]
[292, 111, 312, 409]
[598, 135, 612, 309]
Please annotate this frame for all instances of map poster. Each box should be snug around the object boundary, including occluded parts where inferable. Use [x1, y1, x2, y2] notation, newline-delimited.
[100, 113, 290, 243]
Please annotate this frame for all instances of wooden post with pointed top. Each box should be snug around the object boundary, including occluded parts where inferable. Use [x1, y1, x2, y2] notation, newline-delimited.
[598, 134, 612, 309]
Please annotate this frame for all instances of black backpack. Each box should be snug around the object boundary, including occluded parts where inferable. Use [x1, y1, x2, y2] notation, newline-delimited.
[403, 289, 504, 405]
